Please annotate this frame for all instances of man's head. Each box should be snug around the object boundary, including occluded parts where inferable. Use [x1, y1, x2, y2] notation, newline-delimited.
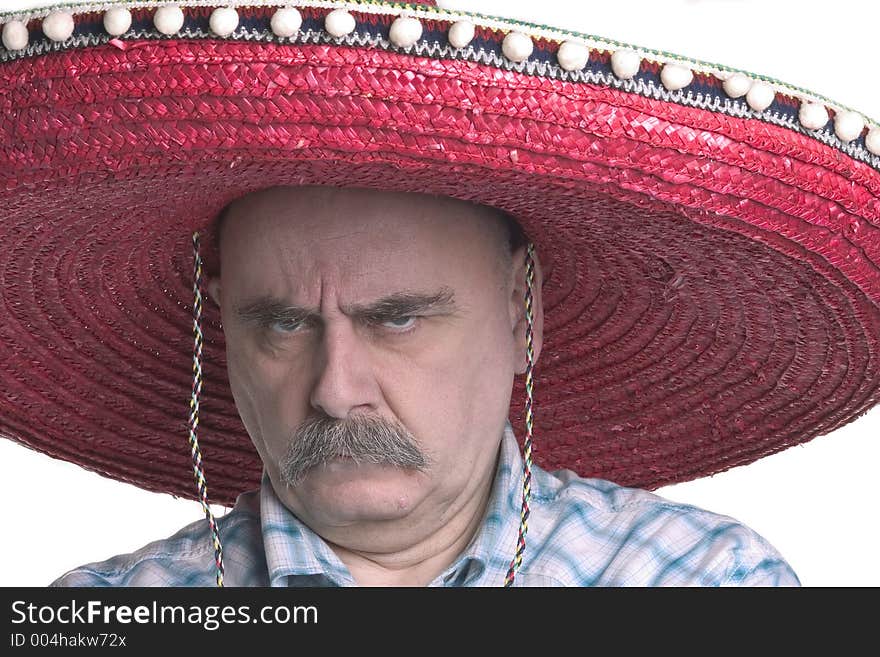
[206, 185, 543, 551]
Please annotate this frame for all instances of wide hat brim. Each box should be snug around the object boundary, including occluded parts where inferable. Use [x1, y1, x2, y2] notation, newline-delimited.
[2, 1, 880, 506]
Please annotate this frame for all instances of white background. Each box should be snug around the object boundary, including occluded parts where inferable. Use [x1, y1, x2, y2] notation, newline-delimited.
[1, 0, 878, 586]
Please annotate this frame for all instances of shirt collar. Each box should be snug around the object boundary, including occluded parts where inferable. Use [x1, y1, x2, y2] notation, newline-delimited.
[259, 419, 524, 587]
[429, 420, 523, 586]
[259, 472, 356, 586]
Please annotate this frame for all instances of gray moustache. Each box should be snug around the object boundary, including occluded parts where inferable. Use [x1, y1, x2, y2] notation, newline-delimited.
[279, 414, 429, 487]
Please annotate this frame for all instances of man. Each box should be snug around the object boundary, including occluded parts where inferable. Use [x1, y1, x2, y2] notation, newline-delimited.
[1, 0, 877, 587]
[48, 184, 798, 586]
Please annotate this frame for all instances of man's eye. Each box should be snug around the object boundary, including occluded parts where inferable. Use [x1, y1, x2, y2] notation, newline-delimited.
[266, 316, 416, 334]
[268, 319, 303, 334]
[381, 316, 417, 331]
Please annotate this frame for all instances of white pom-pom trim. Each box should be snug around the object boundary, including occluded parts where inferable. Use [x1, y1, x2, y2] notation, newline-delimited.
[271, 7, 303, 38]
[502, 31, 533, 63]
[660, 63, 693, 91]
[325, 8, 356, 38]
[746, 82, 775, 112]
[42, 11, 75, 42]
[723, 73, 752, 99]
[557, 41, 589, 72]
[798, 102, 829, 131]
[448, 21, 475, 49]
[389, 16, 422, 48]
[154, 5, 185, 36]
[103, 7, 132, 37]
[610, 50, 641, 79]
[1, 20, 29, 50]
[209, 6, 239, 38]
[833, 111, 864, 143]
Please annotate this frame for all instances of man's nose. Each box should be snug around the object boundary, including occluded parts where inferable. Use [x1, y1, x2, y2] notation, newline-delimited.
[309, 318, 377, 419]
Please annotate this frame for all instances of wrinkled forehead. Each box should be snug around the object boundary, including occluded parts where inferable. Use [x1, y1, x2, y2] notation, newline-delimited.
[217, 185, 508, 297]
[221, 184, 502, 241]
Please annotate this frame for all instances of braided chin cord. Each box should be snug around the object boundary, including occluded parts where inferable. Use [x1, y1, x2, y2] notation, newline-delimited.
[504, 242, 537, 587]
[190, 231, 225, 587]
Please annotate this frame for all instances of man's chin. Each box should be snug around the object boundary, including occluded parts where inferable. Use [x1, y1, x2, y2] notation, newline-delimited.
[288, 460, 427, 523]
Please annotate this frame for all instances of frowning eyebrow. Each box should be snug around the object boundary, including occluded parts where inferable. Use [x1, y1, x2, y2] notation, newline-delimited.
[235, 287, 457, 326]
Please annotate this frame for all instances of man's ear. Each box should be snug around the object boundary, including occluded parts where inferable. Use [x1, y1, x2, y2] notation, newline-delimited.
[509, 245, 544, 375]
[206, 274, 222, 308]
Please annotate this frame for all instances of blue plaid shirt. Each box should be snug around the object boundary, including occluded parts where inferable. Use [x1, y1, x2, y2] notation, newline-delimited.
[51, 421, 800, 587]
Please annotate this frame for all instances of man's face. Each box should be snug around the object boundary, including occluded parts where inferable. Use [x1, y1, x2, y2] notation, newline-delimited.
[210, 186, 538, 548]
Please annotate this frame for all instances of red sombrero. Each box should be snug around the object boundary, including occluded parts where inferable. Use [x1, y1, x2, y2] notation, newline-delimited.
[1, 0, 879, 509]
